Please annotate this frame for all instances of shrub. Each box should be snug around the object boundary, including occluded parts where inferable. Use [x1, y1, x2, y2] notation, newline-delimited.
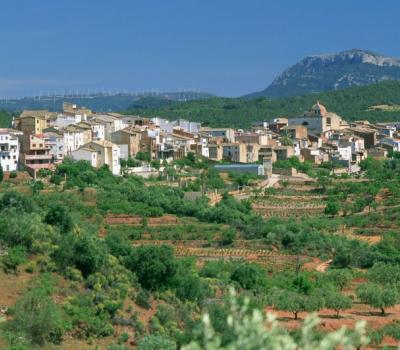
[137, 334, 176, 350]
[124, 245, 176, 291]
[2, 246, 27, 274]
[220, 228, 236, 246]
[136, 289, 151, 309]
[50, 174, 63, 185]
[44, 205, 73, 233]
[230, 263, 267, 292]
[6, 288, 64, 345]
[0, 192, 34, 213]
[118, 332, 129, 344]
[25, 261, 36, 274]
[53, 232, 107, 277]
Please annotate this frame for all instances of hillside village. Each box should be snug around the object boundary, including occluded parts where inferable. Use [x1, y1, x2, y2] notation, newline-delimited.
[1, 100, 399, 179]
[3, 98, 400, 349]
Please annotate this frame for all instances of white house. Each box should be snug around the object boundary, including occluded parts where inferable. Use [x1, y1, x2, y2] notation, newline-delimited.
[77, 121, 105, 141]
[62, 125, 92, 154]
[92, 114, 126, 139]
[71, 140, 121, 175]
[44, 132, 65, 161]
[0, 128, 22, 171]
[50, 113, 82, 129]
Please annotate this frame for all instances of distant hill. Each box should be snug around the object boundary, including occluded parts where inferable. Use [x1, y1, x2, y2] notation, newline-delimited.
[0, 110, 12, 128]
[245, 49, 400, 98]
[0, 91, 213, 114]
[124, 81, 400, 128]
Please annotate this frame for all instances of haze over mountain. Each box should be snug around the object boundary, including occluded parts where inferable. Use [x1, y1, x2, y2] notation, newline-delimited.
[245, 49, 400, 99]
[0, 91, 212, 113]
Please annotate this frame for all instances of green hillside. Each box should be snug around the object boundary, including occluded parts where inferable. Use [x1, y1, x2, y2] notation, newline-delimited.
[0, 110, 13, 128]
[125, 81, 400, 128]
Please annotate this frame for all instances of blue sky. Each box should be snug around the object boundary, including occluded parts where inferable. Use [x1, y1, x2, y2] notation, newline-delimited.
[1, 0, 399, 97]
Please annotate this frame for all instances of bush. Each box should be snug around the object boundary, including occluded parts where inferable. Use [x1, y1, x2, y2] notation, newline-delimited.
[124, 245, 176, 291]
[25, 261, 36, 274]
[136, 289, 151, 309]
[2, 246, 27, 274]
[137, 334, 176, 350]
[9, 171, 17, 179]
[50, 174, 63, 185]
[0, 192, 34, 213]
[325, 200, 340, 216]
[230, 263, 267, 292]
[44, 205, 73, 233]
[118, 332, 129, 344]
[6, 287, 64, 345]
[53, 232, 107, 277]
[220, 228, 236, 246]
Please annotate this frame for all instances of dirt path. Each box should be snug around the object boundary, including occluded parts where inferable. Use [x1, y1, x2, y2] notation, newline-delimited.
[315, 259, 332, 272]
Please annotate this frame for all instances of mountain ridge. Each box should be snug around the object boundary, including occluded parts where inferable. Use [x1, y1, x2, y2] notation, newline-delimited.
[245, 49, 400, 99]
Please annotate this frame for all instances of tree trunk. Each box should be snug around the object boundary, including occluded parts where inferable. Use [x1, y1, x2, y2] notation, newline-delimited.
[294, 311, 298, 320]
[336, 310, 340, 318]
[381, 307, 385, 315]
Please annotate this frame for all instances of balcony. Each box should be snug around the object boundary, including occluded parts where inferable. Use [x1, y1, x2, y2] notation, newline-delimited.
[24, 154, 53, 160]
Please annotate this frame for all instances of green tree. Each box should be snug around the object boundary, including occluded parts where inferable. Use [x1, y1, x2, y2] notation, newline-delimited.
[136, 151, 151, 162]
[45, 205, 73, 233]
[325, 200, 340, 216]
[271, 289, 323, 320]
[53, 232, 107, 277]
[124, 245, 176, 291]
[323, 289, 352, 318]
[356, 283, 398, 315]
[231, 263, 267, 292]
[183, 289, 369, 350]
[0, 163, 3, 182]
[7, 288, 64, 345]
[29, 180, 44, 195]
[220, 228, 236, 246]
[325, 269, 353, 291]
[368, 262, 400, 286]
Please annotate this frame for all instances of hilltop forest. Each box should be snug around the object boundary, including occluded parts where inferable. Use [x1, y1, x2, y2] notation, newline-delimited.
[125, 81, 400, 128]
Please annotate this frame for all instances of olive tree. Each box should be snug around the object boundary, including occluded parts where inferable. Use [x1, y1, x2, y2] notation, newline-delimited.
[356, 283, 398, 315]
[183, 289, 368, 350]
[323, 289, 352, 318]
[270, 289, 323, 320]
